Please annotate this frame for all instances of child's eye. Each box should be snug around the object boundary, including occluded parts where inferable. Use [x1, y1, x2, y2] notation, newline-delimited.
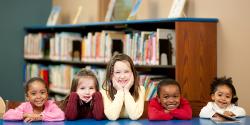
[41, 91, 47, 94]
[164, 96, 169, 99]
[80, 87, 85, 90]
[90, 87, 95, 90]
[174, 95, 179, 98]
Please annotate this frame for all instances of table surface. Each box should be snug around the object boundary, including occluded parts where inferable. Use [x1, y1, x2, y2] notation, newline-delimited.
[1, 117, 249, 125]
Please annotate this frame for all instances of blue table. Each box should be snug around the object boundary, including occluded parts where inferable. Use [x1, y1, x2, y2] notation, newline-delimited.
[1, 117, 249, 125]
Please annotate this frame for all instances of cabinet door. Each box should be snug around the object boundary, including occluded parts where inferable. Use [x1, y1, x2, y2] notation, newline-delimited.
[175, 21, 217, 116]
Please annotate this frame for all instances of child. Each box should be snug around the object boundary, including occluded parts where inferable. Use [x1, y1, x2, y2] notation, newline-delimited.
[64, 68, 104, 120]
[101, 53, 145, 120]
[148, 79, 192, 120]
[3, 77, 65, 122]
[199, 77, 246, 118]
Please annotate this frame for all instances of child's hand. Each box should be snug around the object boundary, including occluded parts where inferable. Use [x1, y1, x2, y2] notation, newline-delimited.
[112, 77, 123, 90]
[223, 111, 235, 117]
[212, 113, 225, 121]
[124, 75, 134, 91]
[23, 113, 42, 122]
[164, 109, 170, 114]
[77, 92, 93, 103]
[82, 96, 92, 103]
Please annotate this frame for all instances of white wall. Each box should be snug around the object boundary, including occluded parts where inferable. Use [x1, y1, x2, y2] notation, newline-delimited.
[186, 0, 250, 115]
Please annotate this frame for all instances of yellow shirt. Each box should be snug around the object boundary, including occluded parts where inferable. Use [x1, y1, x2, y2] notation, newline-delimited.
[100, 86, 145, 120]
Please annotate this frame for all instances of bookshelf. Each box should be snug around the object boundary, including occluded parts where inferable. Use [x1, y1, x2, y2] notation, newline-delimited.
[24, 18, 218, 116]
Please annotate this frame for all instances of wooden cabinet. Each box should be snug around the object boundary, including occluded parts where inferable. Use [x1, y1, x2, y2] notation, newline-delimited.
[176, 21, 217, 116]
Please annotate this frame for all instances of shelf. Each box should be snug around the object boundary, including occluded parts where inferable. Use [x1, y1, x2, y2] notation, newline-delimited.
[49, 87, 69, 95]
[24, 18, 218, 33]
[24, 58, 175, 69]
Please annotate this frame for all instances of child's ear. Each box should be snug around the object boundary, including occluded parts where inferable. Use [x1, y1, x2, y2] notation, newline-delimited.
[25, 94, 29, 101]
[211, 94, 215, 101]
[157, 96, 160, 102]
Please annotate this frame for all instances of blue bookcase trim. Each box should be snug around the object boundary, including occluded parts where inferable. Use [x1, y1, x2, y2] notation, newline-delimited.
[24, 18, 218, 32]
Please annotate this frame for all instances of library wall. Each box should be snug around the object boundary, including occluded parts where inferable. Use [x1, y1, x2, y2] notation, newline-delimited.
[0, 0, 51, 101]
[186, 0, 250, 115]
[53, 0, 110, 23]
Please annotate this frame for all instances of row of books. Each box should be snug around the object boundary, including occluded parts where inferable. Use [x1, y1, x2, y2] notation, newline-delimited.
[139, 75, 169, 101]
[24, 63, 167, 101]
[24, 63, 106, 95]
[24, 28, 176, 65]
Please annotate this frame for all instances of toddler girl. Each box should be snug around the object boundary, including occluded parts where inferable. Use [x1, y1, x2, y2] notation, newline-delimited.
[199, 77, 246, 119]
[64, 68, 104, 120]
[3, 77, 65, 122]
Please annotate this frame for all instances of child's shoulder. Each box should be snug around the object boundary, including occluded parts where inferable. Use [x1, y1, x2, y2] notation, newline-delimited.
[45, 100, 57, 106]
[148, 97, 158, 104]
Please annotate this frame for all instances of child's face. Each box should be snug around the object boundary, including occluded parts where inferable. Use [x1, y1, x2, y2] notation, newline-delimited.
[158, 85, 181, 111]
[212, 85, 232, 109]
[112, 60, 133, 88]
[76, 77, 96, 102]
[26, 81, 48, 108]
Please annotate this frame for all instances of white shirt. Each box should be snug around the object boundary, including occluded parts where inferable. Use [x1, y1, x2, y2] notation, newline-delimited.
[199, 102, 246, 118]
[100, 86, 145, 120]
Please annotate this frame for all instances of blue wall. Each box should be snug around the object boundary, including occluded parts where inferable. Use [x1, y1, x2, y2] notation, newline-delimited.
[0, 0, 51, 101]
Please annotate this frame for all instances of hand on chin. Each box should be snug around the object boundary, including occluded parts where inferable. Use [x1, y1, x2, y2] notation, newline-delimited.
[80, 96, 92, 103]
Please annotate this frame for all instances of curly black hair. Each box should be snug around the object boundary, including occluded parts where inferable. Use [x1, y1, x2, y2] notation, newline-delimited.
[210, 76, 238, 104]
[157, 79, 181, 97]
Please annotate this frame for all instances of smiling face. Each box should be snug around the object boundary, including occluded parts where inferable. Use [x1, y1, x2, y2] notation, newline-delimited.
[76, 77, 97, 101]
[212, 85, 232, 109]
[158, 85, 181, 111]
[26, 81, 48, 109]
[112, 60, 133, 87]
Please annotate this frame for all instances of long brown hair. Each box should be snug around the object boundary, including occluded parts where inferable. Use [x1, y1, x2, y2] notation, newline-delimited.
[102, 53, 140, 101]
[63, 68, 99, 108]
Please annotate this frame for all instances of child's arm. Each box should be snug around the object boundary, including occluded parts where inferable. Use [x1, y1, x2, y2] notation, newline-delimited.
[199, 102, 216, 118]
[41, 100, 65, 121]
[23, 113, 42, 122]
[230, 105, 246, 117]
[148, 98, 173, 120]
[101, 89, 124, 120]
[3, 103, 26, 120]
[64, 92, 79, 120]
[92, 91, 105, 120]
[124, 86, 145, 120]
[169, 98, 192, 120]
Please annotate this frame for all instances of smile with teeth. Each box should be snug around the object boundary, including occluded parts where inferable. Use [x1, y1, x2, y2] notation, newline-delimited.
[118, 80, 128, 84]
[35, 101, 43, 104]
[167, 104, 177, 109]
[219, 102, 227, 105]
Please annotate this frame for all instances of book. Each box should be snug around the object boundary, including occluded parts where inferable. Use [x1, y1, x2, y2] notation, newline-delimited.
[105, 0, 133, 21]
[157, 28, 176, 65]
[105, 0, 116, 21]
[127, 0, 142, 20]
[168, 0, 186, 18]
[47, 6, 61, 26]
[211, 112, 240, 124]
[72, 6, 82, 24]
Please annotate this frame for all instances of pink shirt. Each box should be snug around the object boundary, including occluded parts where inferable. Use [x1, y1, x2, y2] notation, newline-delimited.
[3, 100, 65, 121]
